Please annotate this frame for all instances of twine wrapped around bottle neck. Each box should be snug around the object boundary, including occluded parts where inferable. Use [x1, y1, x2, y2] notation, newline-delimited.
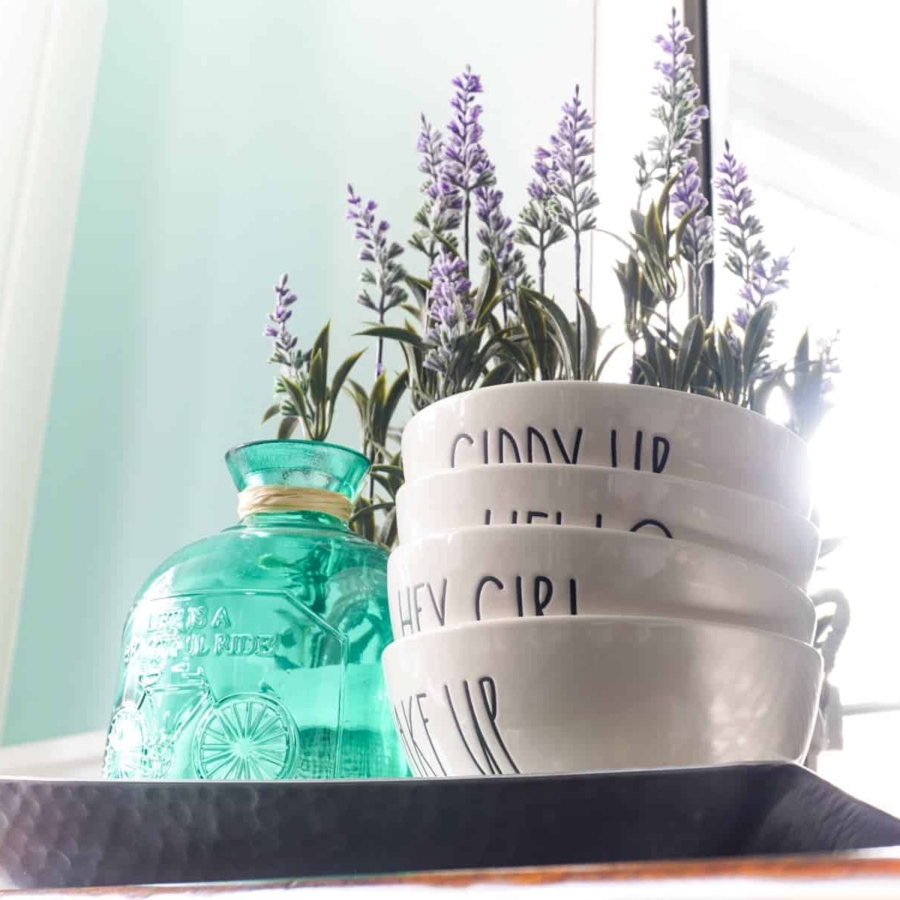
[237, 485, 352, 522]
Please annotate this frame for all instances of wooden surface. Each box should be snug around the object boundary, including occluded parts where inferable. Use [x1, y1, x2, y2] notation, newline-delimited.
[8, 850, 900, 898]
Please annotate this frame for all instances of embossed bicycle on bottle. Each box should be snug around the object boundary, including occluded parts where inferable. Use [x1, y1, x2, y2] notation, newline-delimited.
[103, 664, 299, 780]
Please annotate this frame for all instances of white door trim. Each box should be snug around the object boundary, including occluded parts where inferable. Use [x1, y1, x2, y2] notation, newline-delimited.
[0, 0, 109, 737]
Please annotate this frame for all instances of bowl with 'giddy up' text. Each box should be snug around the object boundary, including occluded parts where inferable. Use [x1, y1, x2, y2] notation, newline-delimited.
[400, 382, 813, 517]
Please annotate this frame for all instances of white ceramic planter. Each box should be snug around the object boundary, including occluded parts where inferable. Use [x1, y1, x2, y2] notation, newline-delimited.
[387, 525, 815, 642]
[396, 464, 819, 588]
[401, 382, 812, 516]
[383, 616, 823, 777]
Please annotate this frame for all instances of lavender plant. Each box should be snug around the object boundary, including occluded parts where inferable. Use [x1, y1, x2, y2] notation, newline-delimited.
[517, 286, 620, 382]
[618, 10, 711, 349]
[345, 369, 408, 549]
[356, 66, 527, 409]
[346, 185, 408, 376]
[410, 116, 461, 264]
[360, 254, 517, 409]
[261, 274, 363, 441]
[612, 170, 700, 375]
[475, 182, 528, 320]
[519, 86, 601, 379]
[537, 85, 600, 301]
[423, 250, 475, 377]
[608, 9, 822, 414]
[672, 156, 714, 304]
[689, 141, 793, 410]
[636, 8, 709, 206]
[515, 172, 567, 296]
[253, 11, 840, 571]
[786, 332, 840, 441]
[715, 142, 790, 330]
[442, 66, 495, 265]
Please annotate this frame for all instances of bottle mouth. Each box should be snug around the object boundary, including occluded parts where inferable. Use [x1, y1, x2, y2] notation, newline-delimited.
[225, 439, 369, 500]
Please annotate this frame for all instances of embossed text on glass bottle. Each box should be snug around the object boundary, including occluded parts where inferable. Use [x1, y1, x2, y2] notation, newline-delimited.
[103, 440, 406, 780]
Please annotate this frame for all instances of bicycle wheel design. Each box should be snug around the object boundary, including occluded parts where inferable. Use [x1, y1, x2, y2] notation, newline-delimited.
[103, 704, 146, 779]
[192, 693, 298, 779]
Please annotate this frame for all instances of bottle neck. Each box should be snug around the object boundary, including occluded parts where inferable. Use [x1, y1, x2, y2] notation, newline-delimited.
[236, 484, 352, 521]
[239, 509, 349, 531]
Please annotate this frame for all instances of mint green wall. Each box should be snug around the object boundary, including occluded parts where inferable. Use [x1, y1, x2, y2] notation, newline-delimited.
[4, 0, 593, 744]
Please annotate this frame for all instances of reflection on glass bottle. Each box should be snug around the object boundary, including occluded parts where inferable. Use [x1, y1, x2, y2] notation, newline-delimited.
[103, 440, 406, 780]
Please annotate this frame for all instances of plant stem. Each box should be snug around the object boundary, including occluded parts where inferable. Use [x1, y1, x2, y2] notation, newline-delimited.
[376, 298, 386, 377]
[567, 114, 585, 380]
[574, 230, 583, 380]
[691, 259, 703, 311]
[663, 17, 677, 353]
[464, 195, 471, 267]
[538, 244, 546, 296]
[734, 206, 755, 300]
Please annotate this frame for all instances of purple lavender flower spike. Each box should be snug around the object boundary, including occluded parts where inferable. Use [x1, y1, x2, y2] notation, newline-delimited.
[418, 116, 462, 217]
[441, 65, 495, 264]
[423, 249, 474, 377]
[539, 84, 599, 297]
[346, 184, 408, 376]
[475, 182, 522, 317]
[637, 9, 709, 203]
[265, 273, 302, 373]
[715, 141, 790, 329]
[671, 157, 714, 299]
[411, 115, 462, 265]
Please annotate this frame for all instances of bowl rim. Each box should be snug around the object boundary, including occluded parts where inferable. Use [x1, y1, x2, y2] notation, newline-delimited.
[383, 612, 823, 659]
[389, 522, 812, 606]
[396, 462, 818, 538]
[403, 381, 809, 452]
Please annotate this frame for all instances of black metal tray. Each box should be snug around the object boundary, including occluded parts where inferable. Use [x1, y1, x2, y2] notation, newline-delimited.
[0, 763, 898, 889]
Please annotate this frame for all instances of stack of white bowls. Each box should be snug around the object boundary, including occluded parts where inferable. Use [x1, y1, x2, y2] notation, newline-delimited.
[384, 383, 823, 777]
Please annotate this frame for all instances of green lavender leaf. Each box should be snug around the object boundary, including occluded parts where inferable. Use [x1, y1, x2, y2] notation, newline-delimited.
[635, 356, 659, 387]
[277, 416, 299, 440]
[261, 403, 281, 425]
[308, 348, 327, 407]
[675, 315, 704, 391]
[329, 350, 364, 410]
[716, 330, 735, 403]
[577, 293, 599, 379]
[742, 301, 775, 379]
[654, 340, 674, 389]
[357, 325, 424, 348]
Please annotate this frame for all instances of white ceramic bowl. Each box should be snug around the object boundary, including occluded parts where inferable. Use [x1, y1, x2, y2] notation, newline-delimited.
[387, 525, 815, 642]
[396, 464, 820, 588]
[401, 382, 812, 517]
[383, 616, 823, 776]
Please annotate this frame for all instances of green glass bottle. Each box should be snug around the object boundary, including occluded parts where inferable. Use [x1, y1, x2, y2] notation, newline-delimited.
[103, 440, 405, 780]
